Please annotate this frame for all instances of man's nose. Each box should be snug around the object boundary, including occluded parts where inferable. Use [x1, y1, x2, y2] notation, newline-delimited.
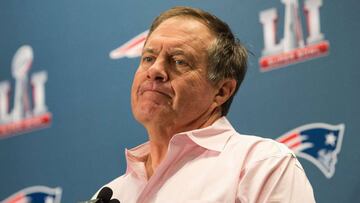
[146, 58, 169, 82]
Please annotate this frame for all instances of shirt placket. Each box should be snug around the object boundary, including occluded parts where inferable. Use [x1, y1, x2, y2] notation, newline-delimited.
[136, 135, 191, 203]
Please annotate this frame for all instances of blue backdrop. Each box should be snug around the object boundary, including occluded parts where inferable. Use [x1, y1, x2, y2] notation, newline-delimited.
[1, 0, 359, 202]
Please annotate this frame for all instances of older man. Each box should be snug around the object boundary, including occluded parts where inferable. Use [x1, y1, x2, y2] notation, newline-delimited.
[97, 6, 315, 203]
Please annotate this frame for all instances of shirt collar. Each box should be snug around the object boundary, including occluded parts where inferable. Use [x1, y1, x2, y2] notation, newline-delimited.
[175, 116, 235, 152]
[125, 142, 150, 176]
[125, 117, 236, 174]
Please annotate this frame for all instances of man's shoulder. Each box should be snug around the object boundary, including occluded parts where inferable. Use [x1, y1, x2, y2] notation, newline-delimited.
[226, 132, 295, 163]
[215, 118, 293, 159]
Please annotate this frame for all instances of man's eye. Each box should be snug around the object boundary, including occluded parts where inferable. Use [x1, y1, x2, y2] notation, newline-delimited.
[174, 59, 188, 66]
[142, 56, 154, 63]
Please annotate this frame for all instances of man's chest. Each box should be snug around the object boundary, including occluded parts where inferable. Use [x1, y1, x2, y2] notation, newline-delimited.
[117, 151, 242, 203]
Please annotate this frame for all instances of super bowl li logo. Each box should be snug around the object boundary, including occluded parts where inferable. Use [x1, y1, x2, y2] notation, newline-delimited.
[0, 45, 51, 138]
[259, 0, 329, 71]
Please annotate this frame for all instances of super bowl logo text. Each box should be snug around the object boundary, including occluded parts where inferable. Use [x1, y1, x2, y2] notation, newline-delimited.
[259, 0, 329, 71]
[0, 45, 51, 138]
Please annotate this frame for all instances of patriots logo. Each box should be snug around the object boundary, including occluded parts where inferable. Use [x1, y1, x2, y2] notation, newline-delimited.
[277, 123, 345, 178]
[109, 30, 149, 59]
[1, 186, 62, 203]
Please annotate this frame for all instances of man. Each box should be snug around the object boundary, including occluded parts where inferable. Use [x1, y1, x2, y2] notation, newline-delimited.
[97, 6, 315, 203]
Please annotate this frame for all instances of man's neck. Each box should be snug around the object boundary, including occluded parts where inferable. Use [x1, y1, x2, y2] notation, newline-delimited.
[144, 111, 222, 179]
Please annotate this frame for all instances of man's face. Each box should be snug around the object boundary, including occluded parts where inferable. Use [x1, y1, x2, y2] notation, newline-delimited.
[131, 17, 219, 131]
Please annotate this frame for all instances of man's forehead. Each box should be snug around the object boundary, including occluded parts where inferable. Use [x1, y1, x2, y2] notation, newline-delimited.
[142, 41, 210, 61]
[144, 17, 215, 53]
[143, 47, 187, 55]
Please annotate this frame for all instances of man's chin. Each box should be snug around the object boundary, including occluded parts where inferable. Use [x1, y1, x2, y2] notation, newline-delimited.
[133, 107, 169, 125]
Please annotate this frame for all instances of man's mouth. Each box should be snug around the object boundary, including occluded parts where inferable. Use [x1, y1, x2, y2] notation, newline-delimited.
[138, 82, 174, 99]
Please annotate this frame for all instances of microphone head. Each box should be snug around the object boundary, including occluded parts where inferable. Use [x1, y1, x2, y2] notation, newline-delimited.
[97, 187, 113, 202]
[109, 199, 120, 203]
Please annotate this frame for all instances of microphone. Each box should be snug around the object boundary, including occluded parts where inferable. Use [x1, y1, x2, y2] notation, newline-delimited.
[78, 187, 120, 203]
[96, 187, 113, 203]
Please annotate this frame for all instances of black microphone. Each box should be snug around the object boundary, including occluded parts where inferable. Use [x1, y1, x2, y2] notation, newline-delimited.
[96, 187, 113, 203]
[109, 199, 120, 203]
[78, 187, 120, 203]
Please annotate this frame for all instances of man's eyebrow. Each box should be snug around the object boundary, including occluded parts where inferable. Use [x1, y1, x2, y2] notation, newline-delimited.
[142, 47, 196, 62]
[168, 49, 185, 56]
[142, 47, 159, 55]
[168, 49, 195, 60]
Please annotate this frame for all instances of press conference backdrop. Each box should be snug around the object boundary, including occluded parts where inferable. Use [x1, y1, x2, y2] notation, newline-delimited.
[0, 0, 359, 202]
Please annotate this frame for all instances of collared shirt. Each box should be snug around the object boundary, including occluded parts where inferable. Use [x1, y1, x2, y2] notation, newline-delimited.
[99, 117, 315, 203]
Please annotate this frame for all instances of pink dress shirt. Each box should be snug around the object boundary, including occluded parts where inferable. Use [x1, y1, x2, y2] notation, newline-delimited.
[99, 117, 315, 203]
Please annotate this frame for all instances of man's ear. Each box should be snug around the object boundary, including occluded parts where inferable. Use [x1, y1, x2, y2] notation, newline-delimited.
[214, 78, 237, 107]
